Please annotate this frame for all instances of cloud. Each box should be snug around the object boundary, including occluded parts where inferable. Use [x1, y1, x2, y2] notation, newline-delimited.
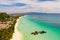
[0, 3, 26, 7]
[38, 0, 55, 1]
[0, 0, 13, 5]
[0, 0, 60, 13]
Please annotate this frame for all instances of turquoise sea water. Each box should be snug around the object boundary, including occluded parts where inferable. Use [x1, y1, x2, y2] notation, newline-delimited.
[18, 15, 60, 40]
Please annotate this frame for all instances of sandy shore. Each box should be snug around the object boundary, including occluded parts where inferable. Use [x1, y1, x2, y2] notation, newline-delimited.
[10, 17, 23, 40]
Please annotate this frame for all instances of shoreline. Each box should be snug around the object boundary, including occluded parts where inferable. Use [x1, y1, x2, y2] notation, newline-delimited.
[10, 17, 23, 40]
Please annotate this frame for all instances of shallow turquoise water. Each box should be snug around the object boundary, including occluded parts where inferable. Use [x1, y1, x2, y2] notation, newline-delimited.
[18, 16, 60, 40]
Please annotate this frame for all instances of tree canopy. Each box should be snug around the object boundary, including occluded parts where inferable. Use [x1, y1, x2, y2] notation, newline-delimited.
[0, 12, 10, 22]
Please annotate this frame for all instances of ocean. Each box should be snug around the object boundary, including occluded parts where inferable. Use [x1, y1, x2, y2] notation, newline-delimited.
[17, 14, 60, 40]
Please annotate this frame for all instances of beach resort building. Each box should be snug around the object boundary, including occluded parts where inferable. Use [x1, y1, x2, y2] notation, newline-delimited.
[0, 24, 9, 29]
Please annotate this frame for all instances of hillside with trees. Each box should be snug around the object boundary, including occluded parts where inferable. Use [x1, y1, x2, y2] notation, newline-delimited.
[0, 12, 19, 40]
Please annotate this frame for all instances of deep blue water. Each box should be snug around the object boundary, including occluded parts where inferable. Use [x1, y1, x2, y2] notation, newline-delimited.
[28, 14, 60, 28]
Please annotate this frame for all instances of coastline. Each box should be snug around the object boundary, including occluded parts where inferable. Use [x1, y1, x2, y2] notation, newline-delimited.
[10, 17, 23, 40]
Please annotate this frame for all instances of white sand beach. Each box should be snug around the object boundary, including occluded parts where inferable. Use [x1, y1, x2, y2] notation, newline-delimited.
[10, 17, 23, 40]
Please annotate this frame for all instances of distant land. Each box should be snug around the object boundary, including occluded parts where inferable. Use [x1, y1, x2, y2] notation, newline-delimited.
[9, 12, 60, 16]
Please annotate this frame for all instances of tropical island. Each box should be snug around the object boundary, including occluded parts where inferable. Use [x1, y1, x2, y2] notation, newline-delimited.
[0, 12, 23, 40]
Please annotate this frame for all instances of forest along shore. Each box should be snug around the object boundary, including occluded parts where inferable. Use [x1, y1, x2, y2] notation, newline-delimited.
[10, 17, 23, 40]
[0, 12, 24, 40]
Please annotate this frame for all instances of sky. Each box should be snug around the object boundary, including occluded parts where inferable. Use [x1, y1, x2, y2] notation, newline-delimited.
[0, 0, 60, 13]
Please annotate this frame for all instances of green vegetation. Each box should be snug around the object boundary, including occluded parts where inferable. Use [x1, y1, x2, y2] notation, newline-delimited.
[0, 12, 10, 22]
[0, 12, 19, 40]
